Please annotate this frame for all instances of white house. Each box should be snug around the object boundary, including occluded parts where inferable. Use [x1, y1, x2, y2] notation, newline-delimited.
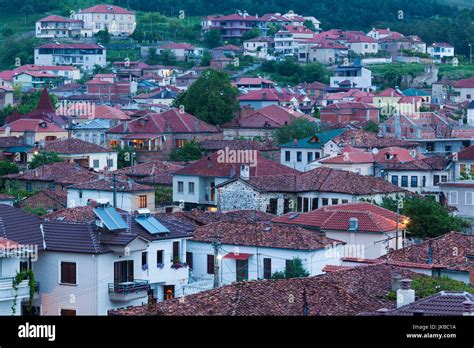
[34, 43, 107, 72]
[273, 202, 407, 258]
[0, 204, 191, 315]
[43, 138, 118, 172]
[66, 178, 155, 213]
[427, 43, 454, 61]
[0, 237, 36, 315]
[274, 25, 314, 57]
[243, 37, 273, 60]
[345, 36, 378, 56]
[36, 15, 84, 38]
[330, 63, 373, 91]
[187, 221, 344, 287]
[74, 4, 136, 37]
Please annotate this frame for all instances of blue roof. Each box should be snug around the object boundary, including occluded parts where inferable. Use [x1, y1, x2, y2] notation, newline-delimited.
[94, 206, 128, 230]
[280, 128, 347, 149]
[402, 88, 430, 97]
[71, 119, 110, 130]
[135, 215, 169, 234]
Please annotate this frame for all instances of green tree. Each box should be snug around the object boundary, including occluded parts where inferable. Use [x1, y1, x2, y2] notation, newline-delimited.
[147, 47, 160, 65]
[203, 29, 222, 49]
[117, 146, 133, 169]
[242, 27, 261, 41]
[380, 196, 469, 239]
[5, 90, 59, 117]
[131, 28, 145, 43]
[22, 206, 48, 216]
[96, 29, 111, 44]
[155, 186, 173, 205]
[169, 140, 202, 162]
[271, 257, 309, 279]
[303, 20, 316, 32]
[1, 26, 14, 38]
[29, 152, 63, 169]
[159, 49, 177, 65]
[0, 161, 19, 176]
[200, 50, 212, 66]
[274, 118, 321, 144]
[364, 121, 380, 133]
[173, 69, 239, 125]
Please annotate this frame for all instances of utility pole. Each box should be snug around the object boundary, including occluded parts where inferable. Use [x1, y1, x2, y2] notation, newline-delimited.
[212, 237, 220, 288]
[112, 173, 117, 208]
[395, 198, 403, 250]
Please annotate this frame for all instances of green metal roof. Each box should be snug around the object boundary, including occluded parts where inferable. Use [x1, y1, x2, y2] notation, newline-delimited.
[280, 128, 346, 149]
[5, 146, 33, 153]
[402, 88, 430, 97]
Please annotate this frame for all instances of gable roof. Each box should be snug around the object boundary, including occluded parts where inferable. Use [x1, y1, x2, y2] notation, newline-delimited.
[192, 221, 343, 250]
[115, 160, 183, 186]
[80, 4, 134, 14]
[458, 145, 474, 160]
[43, 138, 112, 154]
[68, 177, 154, 192]
[226, 167, 406, 195]
[273, 202, 406, 233]
[379, 231, 473, 272]
[2, 162, 89, 183]
[280, 128, 347, 149]
[106, 108, 218, 134]
[110, 263, 419, 316]
[5, 119, 65, 133]
[173, 151, 299, 178]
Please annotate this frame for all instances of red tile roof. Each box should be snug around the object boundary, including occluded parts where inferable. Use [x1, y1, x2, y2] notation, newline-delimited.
[376, 88, 403, 97]
[80, 4, 134, 14]
[224, 104, 311, 129]
[43, 138, 113, 154]
[110, 263, 419, 316]
[454, 77, 474, 89]
[457, 145, 474, 160]
[6, 119, 65, 133]
[38, 15, 83, 23]
[68, 177, 154, 192]
[107, 108, 218, 134]
[379, 231, 473, 272]
[115, 160, 183, 186]
[161, 42, 195, 50]
[174, 151, 299, 178]
[3, 162, 90, 183]
[192, 221, 343, 250]
[77, 104, 131, 120]
[273, 202, 406, 233]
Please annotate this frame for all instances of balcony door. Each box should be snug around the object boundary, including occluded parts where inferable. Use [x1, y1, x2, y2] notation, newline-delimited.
[114, 260, 134, 284]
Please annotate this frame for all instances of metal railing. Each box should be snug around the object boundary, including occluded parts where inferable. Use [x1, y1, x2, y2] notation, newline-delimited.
[108, 280, 149, 294]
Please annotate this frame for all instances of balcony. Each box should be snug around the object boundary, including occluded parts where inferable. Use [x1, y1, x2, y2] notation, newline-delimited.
[108, 280, 149, 302]
[0, 277, 32, 301]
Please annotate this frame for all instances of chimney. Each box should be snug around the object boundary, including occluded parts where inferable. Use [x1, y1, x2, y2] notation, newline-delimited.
[462, 299, 474, 316]
[397, 279, 415, 308]
[229, 164, 236, 177]
[391, 272, 402, 291]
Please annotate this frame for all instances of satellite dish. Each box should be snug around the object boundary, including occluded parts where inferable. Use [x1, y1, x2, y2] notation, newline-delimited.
[372, 148, 379, 155]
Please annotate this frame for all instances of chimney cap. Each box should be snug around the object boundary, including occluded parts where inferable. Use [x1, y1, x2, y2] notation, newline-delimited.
[400, 278, 413, 289]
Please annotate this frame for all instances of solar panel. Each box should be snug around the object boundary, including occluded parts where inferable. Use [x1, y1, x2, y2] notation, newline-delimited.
[94, 207, 128, 230]
[135, 216, 169, 234]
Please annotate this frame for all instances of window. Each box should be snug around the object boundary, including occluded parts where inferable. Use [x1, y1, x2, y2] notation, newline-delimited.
[236, 259, 249, 282]
[341, 199, 349, 204]
[331, 198, 338, 205]
[445, 145, 452, 153]
[263, 258, 271, 279]
[296, 151, 302, 162]
[172, 241, 180, 262]
[114, 260, 134, 284]
[311, 198, 319, 210]
[467, 94, 472, 100]
[186, 252, 193, 269]
[138, 195, 147, 208]
[207, 254, 215, 274]
[410, 176, 418, 188]
[26, 182, 32, 192]
[20, 260, 31, 272]
[156, 250, 164, 266]
[285, 151, 291, 162]
[188, 182, 195, 194]
[60, 309, 76, 316]
[283, 199, 291, 214]
[297, 197, 302, 212]
[177, 181, 184, 193]
[60, 262, 77, 285]
[93, 159, 99, 168]
[401, 176, 408, 187]
[322, 198, 329, 206]
[433, 175, 440, 185]
[141, 252, 148, 268]
[391, 175, 398, 186]
[267, 198, 278, 214]
[448, 191, 458, 205]
[441, 175, 448, 183]
[106, 158, 114, 168]
[307, 152, 313, 163]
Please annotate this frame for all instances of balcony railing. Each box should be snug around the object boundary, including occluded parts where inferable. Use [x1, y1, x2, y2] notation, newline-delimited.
[108, 279, 149, 294]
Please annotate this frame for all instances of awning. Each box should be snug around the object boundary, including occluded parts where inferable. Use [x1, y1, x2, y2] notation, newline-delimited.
[222, 252, 253, 260]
